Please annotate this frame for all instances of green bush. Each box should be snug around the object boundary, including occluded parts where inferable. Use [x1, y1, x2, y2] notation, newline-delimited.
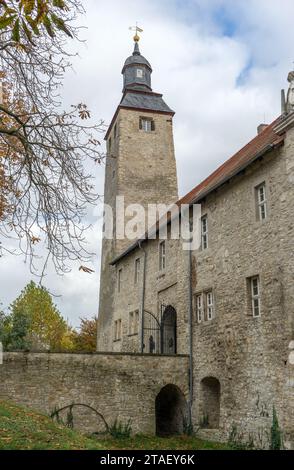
[270, 406, 282, 450]
[182, 415, 194, 436]
[109, 418, 132, 439]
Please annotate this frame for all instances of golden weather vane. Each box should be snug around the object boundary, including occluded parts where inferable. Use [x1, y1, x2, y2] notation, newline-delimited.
[129, 22, 143, 42]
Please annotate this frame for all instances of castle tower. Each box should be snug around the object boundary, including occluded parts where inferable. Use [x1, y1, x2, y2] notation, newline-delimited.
[97, 33, 178, 351]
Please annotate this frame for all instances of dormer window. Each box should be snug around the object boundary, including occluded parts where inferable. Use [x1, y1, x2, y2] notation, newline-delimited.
[139, 117, 155, 132]
[136, 68, 144, 78]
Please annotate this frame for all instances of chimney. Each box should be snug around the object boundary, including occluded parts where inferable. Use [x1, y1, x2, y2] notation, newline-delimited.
[257, 123, 268, 135]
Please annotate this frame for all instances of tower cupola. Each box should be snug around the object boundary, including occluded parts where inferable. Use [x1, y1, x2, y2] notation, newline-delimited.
[122, 39, 152, 92]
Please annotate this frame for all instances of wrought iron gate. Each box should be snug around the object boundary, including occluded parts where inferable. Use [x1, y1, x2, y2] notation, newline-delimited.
[142, 304, 177, 354]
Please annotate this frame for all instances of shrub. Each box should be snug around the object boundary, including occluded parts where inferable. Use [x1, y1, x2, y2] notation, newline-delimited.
[109, 418, 132, 439]
[270, 406, 282, 450]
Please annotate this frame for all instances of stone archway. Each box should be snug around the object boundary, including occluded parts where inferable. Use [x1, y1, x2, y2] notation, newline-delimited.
[155, 384, 187, 436]
[200, 377, 221, 429]
[161, 306, 177, 354]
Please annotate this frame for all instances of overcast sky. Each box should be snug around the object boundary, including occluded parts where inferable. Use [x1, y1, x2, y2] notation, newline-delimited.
[1, 0, 294, 327]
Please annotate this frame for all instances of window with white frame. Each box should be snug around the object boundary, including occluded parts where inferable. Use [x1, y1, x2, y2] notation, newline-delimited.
[255, 183, 267, 221]
[134, 258, 141, 285]
[139, 117, 155, 132]
[250, 276, 261, 317]
[196, 294, 203, 323]
[201, 215, 208, 250]
[117, 268, 122, 293]
[206, 291, 214, 320]
[114, 319, 122, 341]
[136, 68, 144, 78]
[159, 241, 166, 271]
[195, 291, 214, 323]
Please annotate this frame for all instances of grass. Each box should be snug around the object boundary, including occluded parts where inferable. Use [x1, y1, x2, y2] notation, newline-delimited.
[95, 435, 231, 450]
[0, 400, 101, 450]
[0, 400, 231, 450]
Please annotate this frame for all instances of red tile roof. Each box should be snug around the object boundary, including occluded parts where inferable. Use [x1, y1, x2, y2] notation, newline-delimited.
[111, 115, 285, 265]
[178, 115, 284, 205]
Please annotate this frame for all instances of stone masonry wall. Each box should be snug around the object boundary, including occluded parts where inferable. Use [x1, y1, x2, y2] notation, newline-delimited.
[97, 107, 178, 352]
[188, 132, 294, 448]
[0, 352, 189, 435]
[104, 126, 294, 448]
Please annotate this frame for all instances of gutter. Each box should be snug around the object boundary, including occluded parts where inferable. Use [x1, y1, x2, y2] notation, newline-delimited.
[189, 142, 280, 205]
[188, 224, 194, 429]
[139, 241, 147, 353]
[109, 140, 283, 266]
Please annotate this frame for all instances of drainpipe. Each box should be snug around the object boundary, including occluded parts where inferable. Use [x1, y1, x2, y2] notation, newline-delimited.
[188, 221, 194, 428]
[139, 241, 147, 354]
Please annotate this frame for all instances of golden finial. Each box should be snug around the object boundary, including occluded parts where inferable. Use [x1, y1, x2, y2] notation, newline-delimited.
[129, 23, 143, 42]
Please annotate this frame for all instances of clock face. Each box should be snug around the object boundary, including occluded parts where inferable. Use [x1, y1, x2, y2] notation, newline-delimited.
[136, 68, 144, 78]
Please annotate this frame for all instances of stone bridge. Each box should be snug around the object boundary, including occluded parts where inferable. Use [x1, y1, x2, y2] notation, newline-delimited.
[0, 352, 189, 435]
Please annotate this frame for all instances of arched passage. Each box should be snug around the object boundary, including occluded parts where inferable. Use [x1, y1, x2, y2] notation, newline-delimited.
[155, 384, 187, 436]
[200, 377, 221, 429]
[161, 306, 177, 354]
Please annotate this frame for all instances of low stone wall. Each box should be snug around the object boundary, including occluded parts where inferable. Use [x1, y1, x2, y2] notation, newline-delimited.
[0, 352, 189, 435]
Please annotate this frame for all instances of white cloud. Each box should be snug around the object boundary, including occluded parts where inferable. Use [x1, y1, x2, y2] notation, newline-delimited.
[1, 0, 293, 325]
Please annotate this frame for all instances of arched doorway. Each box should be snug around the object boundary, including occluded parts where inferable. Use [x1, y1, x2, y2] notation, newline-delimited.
[160, 306, 177, 354]
[200, 377, 221, 429]
[155, 384, 187, 436]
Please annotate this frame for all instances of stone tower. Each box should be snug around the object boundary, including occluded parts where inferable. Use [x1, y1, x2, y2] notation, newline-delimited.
[97, 35, 178, 351]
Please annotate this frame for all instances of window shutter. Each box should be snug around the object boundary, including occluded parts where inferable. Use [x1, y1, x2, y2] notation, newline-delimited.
[139, 118, 142, 130]
[151, 120, 155, 131]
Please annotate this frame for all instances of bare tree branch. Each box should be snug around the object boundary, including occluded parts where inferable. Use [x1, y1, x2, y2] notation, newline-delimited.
[0, 1, 106, 275]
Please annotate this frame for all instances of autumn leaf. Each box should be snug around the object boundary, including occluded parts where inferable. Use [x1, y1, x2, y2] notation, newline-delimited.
[0, 14, 17, 29]
[12, 18, 20, 42]
[79, 265, 95, 273]
[79, 109, 91, 120]
[22, 18, 36, 45]
[53, 0, 66, 9]
[25, 14, 40, 35]
[22, 0, 35, 16]
[42, 15, 55, 37]
[30, 235, 41, 244]
[50, 12, 72, 37]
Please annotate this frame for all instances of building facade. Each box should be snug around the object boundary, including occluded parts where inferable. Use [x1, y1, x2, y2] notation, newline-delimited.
[97, 37, 178, 352]
[97, 37, 294, 447]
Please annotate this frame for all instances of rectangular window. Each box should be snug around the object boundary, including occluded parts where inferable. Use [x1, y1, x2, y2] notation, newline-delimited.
[159, 241, 166, 271]
[196, 294, 203, 323]
[255, 183, 267, 221]
[114, 123, 117, 138]
[128, 310, 139, 335]
[250, 276, 261, 317]
[136, 68, 144, 78]
[128, 312, 134, 335]
[134, 310, 139, 334]
[140, 117, 155, 132]
[206, 291, 214, 320]
[114, 319, 122, 340]
[196, 291, 214, 323]
[108, 137, 111, 152]
[134, 258, 141, 285]
[201, 215, 208, 250]
[118, 268, 122, 293]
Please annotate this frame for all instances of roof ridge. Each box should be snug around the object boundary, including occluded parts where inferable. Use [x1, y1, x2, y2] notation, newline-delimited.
[178, 115, 283, 205]
[110, 115, 285, 265]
